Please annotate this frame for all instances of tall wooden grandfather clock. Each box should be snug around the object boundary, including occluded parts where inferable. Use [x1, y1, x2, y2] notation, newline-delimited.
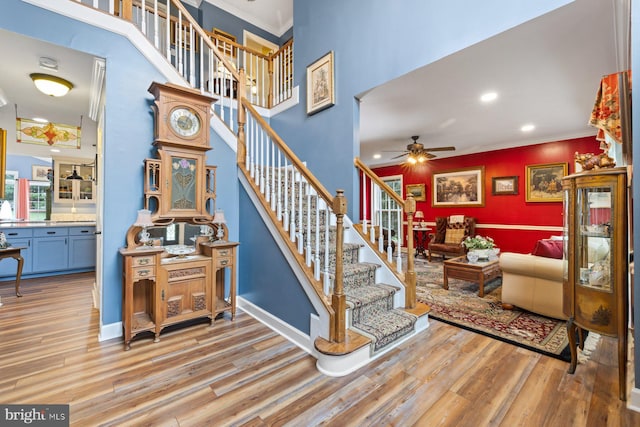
[146, 82, 217, 220]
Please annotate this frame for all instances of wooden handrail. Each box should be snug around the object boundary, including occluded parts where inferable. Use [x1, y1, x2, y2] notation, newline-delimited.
[354, 156, 417, 309]
[268, 38, 294, 61]
[165, 0, 242, 84]
[241, 98, 335, 206]
[354, 157, 404, 206]
[204, 31, 271, 60]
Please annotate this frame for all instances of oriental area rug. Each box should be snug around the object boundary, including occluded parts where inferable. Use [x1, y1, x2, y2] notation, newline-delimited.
[409, 256, 592, 362]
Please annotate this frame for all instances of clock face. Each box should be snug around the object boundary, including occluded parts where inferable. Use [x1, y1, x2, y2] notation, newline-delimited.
[168, 107, 201, 138]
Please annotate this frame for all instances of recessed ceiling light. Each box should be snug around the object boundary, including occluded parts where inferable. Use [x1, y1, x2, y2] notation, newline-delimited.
[480, 92, 498, 103]
[373, 153, 381, 159]
[521, 124, 535, 132]
[50, 148, 60, 153]
[33, 117, 48, 123]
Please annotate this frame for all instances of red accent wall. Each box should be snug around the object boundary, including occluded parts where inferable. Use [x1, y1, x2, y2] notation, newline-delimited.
[371, 136, 601, 254]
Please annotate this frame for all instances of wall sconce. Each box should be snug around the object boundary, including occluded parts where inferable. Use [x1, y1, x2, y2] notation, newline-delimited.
[213, 210, 226, 241]
[133, 209, 155, 246]
[30, 73, 74, 97]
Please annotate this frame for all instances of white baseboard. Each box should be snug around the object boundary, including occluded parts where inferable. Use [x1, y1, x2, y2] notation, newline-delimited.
[99, 321, 122, 342]
[629, 387, 640, 413]
[237, 296, 314, 354]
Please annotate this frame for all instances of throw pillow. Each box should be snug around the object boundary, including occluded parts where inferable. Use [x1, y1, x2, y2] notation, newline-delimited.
[532, 239, 563, 259]
[444, 228, 465, 244]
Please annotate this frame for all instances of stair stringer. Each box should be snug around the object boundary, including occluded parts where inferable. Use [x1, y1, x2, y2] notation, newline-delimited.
[238, 168, 430, 377]
[237, 170, 330, 355]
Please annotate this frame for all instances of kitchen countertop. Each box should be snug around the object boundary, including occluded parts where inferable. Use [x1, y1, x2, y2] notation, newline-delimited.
[0, 221, 96, 228]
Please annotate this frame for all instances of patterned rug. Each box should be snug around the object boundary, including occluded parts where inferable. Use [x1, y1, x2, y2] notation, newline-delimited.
[411, 256, 573, 361]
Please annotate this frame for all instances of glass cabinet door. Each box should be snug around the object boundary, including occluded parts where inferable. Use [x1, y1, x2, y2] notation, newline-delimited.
[54, 159, 95, 204]
[575, 186, 612, 292]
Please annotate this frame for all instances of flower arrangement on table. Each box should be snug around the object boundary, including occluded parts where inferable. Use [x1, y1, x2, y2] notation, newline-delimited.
[462, 235, 495, 250]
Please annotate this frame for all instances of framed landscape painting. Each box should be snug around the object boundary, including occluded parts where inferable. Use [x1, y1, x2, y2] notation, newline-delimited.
[525, 162, 568, 202]
[432, 166, 485, 207]
[405, 183, 426, 201]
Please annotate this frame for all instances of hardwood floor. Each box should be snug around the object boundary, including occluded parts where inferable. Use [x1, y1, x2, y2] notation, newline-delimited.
[1, 272, 638, 426]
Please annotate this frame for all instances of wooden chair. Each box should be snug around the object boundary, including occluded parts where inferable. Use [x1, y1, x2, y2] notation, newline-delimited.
[427, 216, 476, 261]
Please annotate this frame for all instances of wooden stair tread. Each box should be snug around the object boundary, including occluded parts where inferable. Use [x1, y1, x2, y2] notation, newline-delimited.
[314, 329, 371, 355]
[405, 301, 430, 317]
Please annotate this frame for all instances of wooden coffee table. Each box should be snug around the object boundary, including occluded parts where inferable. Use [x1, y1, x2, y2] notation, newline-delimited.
[443, 255, 501, 297]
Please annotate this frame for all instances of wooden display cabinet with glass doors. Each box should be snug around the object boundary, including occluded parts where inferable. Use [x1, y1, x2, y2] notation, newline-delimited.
[562, 167, 628, 400]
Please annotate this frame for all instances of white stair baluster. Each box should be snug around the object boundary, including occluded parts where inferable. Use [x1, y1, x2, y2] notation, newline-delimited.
[277, 150, 282, 221]
[323, 206, 331, 295]
[289, 166, 296, 241]
[395, 203, 403, 273]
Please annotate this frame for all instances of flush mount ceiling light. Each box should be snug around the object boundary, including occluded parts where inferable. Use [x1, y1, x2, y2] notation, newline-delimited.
[30, 73, 74, 97]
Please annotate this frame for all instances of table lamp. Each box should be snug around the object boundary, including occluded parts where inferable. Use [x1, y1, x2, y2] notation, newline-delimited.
[213, 210, 226, 241]
[133, 209, 155, 246]
[414, 211, 425, 227]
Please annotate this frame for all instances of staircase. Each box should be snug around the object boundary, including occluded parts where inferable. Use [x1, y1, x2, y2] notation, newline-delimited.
[295, 182, 419, 354]
[50, 0, 429, 373]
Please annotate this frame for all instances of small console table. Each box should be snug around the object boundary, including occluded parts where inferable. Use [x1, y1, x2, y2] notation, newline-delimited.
[412, 227, 431, 258]
[200, 241, 239, 320]
[0, 246, 26, 297]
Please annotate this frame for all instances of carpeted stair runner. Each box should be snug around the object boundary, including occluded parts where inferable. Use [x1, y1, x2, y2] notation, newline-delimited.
[279, 169, 417, 353]
[298, 202, 416, 353]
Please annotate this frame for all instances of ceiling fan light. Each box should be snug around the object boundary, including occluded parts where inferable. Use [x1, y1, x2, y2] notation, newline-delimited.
[30, 73, 73, 97]
[407, 156, 417, 165]
[417, 154, 427, 163]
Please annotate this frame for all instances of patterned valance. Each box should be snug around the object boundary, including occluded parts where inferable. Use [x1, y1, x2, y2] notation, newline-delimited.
[589, 70, 631, 144]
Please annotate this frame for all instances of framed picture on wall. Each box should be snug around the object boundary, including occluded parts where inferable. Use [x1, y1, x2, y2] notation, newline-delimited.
[32, 165, 50, 181]
[432, 166, 485, 207]
[405, 183, 425, 201]
[491, 176, 518, 195]
[525, 162, 568, 202]
[306, 51, 335, 115]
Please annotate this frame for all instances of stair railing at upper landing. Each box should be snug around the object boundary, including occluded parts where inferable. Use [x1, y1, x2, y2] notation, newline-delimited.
[237, 99, 349, 344]
[74, 0, 293, 125]
[354, 157, 417, 309]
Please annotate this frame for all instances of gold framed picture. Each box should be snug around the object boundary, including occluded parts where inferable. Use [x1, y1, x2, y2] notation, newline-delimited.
[432, 166, 485, 207]
[405, 183, 426, 201]
[525, 162, 568, 202]
[306, 51, 335, 115]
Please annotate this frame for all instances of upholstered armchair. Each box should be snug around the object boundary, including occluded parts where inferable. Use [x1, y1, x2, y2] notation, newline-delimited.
[427, 216, 476, 261]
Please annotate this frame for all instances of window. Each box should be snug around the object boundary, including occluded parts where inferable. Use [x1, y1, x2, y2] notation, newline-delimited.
[0, 170, 18, 220]
[29, 181, 50, 221]
[374, 175, 403, 245]
[0, 173, 51, 221]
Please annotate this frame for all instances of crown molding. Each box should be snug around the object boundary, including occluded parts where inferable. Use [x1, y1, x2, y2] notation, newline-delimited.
[202, 0, 292, 37]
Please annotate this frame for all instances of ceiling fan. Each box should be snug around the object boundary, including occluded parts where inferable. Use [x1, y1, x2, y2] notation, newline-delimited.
[388, 136, 455, 164]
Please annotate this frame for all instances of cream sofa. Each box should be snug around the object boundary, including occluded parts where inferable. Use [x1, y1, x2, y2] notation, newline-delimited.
[499, 237, 610, 320]
[498, 252, 566, 320]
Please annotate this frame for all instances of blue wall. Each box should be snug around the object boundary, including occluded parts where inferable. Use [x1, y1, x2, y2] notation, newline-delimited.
[6, 155, 50, 180]
[199, 2, 280, 46]
[238, 188, 316, 333]
[270, 0, 573, 220]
